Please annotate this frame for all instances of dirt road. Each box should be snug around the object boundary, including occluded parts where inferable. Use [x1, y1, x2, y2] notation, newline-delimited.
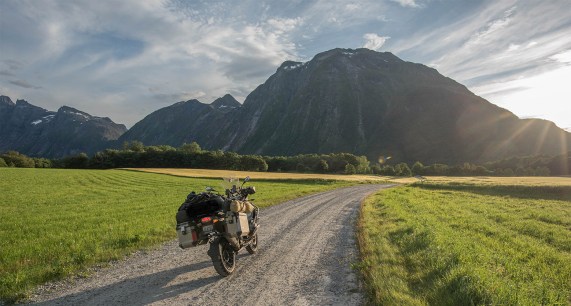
[30, 184, 397, 305]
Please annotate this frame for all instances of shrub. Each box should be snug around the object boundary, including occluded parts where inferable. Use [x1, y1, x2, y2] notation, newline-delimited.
[0, 158, 7, 167]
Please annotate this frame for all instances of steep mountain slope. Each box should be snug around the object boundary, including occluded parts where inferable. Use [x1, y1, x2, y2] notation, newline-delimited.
[0, 96, 126, 158]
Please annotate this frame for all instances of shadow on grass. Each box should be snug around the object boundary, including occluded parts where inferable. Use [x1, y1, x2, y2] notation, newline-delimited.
[387, 225, 494, 305]
[412, 182, 571, 201]
[33, 260, 219, 306]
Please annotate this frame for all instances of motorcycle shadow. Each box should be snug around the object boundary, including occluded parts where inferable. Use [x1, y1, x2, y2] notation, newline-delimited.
[33, 260, 219, 306]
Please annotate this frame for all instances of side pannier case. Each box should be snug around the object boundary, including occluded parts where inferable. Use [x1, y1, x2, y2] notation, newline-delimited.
[177, 222, 199, 249]
[225, 212, 250, 238]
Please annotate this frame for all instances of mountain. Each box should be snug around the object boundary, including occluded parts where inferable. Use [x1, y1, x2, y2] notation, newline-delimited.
[116, 95, 241, 146]
[205, 48, 571, 164]
[0, 96, 127, 158]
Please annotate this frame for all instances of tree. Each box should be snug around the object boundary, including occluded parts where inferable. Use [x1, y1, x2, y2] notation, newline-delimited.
[411, 162, 424, 175]
[63, 153, 89, 169]
[398, 163, 412, 176]
[536, 166, 550, 176]
[0, 158, 7, 167]
[130, 141, 144, 152]
[382, 165, 396, 176]
[503, 168, 515, 177]
[296, 163, 306, 173]
[122, 141, 130, 151]
[493, 168, 503, 176]
[345, 164, 356, 175]
[312, 159, 329, 173]
[474, 166, 488, 176]
[524, 167, 535, 176]
[394, 164, 402, 176]
[515, 166, 526, 177]
[0, 151, 35, 168]
[179, 142, 201, 153]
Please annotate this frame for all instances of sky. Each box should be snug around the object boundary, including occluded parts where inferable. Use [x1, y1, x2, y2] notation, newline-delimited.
[1, 0, 570, 130]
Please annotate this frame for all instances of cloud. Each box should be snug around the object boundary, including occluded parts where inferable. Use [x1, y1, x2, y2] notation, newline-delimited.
[3, 59, 24, 70]
[363, 33, 390, 51]
[389, 0, 420, 8]
[151, 90, 206, 103]
[550, 50, 571, 63]
[8, 79, 42, 89]
[0, 70, 16, 76]
[267, 17, 303, 32]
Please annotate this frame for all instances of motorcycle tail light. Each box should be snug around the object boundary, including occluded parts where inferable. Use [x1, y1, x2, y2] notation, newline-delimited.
[201, 217, 212, 223]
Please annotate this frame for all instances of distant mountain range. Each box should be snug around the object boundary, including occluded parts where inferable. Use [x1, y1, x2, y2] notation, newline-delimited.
[1, 48, 570, 164]
[0, 96, 126, 158]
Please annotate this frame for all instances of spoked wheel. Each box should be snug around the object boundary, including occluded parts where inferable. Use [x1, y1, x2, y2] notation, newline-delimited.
[246, 232, 258, 254]
[208, 238, 235, 277]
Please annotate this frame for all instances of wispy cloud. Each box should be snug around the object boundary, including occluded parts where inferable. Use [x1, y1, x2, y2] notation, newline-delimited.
[0, 70, 16, 76]
[9, 79, 42, 89]
[3, 59, 24, 70]
[151, 90, 205, 103]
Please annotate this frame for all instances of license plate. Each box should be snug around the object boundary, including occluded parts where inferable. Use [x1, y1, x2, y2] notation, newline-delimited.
[203, 225, 213, 234]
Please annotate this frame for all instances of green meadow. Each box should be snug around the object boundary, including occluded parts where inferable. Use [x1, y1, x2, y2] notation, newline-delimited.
[357, 183, 571, 305]
[0, 168, 360, 302]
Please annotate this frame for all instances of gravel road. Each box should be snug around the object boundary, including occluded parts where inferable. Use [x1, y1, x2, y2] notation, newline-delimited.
[29, 184, 398, 306]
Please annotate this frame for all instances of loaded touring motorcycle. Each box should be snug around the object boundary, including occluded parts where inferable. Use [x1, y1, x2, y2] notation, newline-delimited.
[175, 176, 259, 276]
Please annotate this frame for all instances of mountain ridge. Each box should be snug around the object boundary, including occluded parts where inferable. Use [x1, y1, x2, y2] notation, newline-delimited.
[0, 96, 127, 158]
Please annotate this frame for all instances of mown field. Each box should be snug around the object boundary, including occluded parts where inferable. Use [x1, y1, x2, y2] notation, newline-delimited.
[0, 168, 365, 303]
[124, 167, 393, 181]
[358, 182, 571, 305]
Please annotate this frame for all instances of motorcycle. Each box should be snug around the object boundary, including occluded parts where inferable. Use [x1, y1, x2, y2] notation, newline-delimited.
[175, 176, 259, 276]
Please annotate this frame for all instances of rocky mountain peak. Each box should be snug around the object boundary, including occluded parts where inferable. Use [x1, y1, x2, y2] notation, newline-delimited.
[0, 95, 15, 106]
[211, 94, 241, 110]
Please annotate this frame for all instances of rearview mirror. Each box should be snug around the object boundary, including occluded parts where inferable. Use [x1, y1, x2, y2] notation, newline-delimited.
[206, 187, 213, 191]
[244, 176, 250, 182]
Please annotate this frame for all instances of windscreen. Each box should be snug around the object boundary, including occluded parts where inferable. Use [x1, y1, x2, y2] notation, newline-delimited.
[219, 175, 239, 192]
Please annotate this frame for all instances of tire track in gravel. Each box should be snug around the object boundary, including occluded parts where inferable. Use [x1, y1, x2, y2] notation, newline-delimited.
[29, 184, 398, 306]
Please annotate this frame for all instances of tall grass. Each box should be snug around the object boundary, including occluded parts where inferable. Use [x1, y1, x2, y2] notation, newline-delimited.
[0, 168, 358, 302]
[357, 183, 571, 305]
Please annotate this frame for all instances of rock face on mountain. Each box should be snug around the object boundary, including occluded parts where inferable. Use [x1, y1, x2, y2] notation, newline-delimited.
[0, 96, 126, 158]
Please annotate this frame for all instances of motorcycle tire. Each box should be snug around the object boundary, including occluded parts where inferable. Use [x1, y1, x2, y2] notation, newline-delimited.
[208, 237, 235, 277]
[246, 232, 258, 254]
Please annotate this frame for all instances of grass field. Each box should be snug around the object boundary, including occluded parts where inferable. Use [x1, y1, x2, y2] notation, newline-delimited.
[0, 168, 364, 303]
[357, 183, 571, 305]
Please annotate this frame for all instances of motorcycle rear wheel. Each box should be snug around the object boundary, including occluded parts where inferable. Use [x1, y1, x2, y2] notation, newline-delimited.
[208, 238, 235, 277]
[246, 232, 258, 254]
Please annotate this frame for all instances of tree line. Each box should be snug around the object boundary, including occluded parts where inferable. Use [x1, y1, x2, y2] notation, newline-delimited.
[1, 142, 568, 177]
